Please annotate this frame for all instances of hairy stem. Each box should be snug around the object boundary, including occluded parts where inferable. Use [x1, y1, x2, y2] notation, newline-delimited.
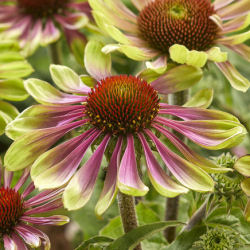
[164, 90, 189, 243]
[49, 42, 62, 65]
[118, 192, 142, 250]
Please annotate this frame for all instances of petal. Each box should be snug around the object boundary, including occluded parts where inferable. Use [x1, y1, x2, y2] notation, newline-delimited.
[150, 64, 203, 94]
[118, 135, 149, 196]
[155, 116, 246, 150]
[159, 103, 239, 121]
[226, 43, 250, 62]
[4, 235, 16, 250]
[84, 40, 111, 81]
[50, 64, 90, 94]
[4, 168, 13, 188]
[183, 88, 214, 109]
[145, 56, 167, 74]
[213, 0, 234, 10]
[215, 61, 250, 92]
[169, 44, 208, 67]
[31, 129, 100, 190]
[152, 123, 231, 173]
[14, 168, 30, 191]
[234, 155, 250, 177]
[24, 78, 86, 105]
[4, 120, 86, 171]
[131, 0, 150, 10]
[6, 105, 85, 140]
[17, 224, 50, 250]
[11, 233, 28, 250]
[244, 199, 250, 222]
[145, 129, 214, 192]
[207, 47, 228, 62]
[63, 135, 111, 210]
[40, 19, 60, 46]
[15, 225, 41, 248]
[217, 0, 250, 20]
[241, 178, 250, 197]
[0, 79, 29, 101]
[138, 133, 188, 197]
[55, 13, 88, 30]
[222, 13, 250, 33]
[95, 137, 123, 216]
[217, 30, 250, 45]
[21, 215, 69, 226]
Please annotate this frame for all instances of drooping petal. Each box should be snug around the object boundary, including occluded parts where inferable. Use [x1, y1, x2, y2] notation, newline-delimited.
[138, 133, 188, 197]
[24, 78, 86, 105]
[234, 155, 250, 177]
[11, 233, 28, 250]
[14, 168, 30, 191]
[226, 43, 250, 62]
[63, 135, 111, 210]
[217, 30, 250, 45]
[217, 0, 250, 20]
[3, 234, 16, 250]
[6, 104, 85, 140]
[4, 120, 87, 171]
[95, 137, 123, 216]
[55, 13, 88, 30]
[145, 129, 214, 192]
[84, 40, 111, 81]
[213, 0, 234, 10]
[50, 64, 90, 94]
[150, 64, 203, 94]
[222, 14, 250, 33]
[18, 224, 50, 250]
[118, 135, 149, 196]
[155, 116, 246, 150]
[31, 129, 100, 190]
[4, 168, 13, 188]
[159, 103, 239, 121]
[241, 178, 250, 197]
[15, 225, 41, 248]
[145, 56, 167, 74]
[40, 19, 60, 46]
[21, 215, 69, 226]
[215, 61, 250, 92]
[131, 0, 151, 10]
[152, 123, 231, 173]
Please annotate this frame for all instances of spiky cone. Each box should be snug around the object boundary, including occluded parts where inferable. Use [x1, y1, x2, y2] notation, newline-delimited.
[0, 0, 91, 56]
[0, 162, 69, 249]
[234, 155, 250, 222]
[0, 40, 33, 135]
[89, 0, 250, 92]
[4, 41, 247, 215]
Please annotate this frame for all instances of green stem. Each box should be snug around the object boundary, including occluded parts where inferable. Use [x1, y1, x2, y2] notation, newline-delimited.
[117, 192, 142, 250]
[49, 42, 62, 65]
[164, 90, 189, 243]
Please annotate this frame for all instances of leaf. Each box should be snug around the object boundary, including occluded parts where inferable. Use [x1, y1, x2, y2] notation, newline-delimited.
[164, 226, 207, 250]
[106, 221, 183, 250]
[75, 236, 114, 250]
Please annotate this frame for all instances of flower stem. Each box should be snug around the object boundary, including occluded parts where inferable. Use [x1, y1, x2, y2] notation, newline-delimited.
[117, 192, 142, 250]
[49, 42, 62, 65]
[164, 90, 189, 243]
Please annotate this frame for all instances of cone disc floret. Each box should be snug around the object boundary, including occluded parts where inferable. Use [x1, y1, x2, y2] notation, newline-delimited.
[0, 187, 24, 236]
[138, 0, 219, 52]
[86, 75, 160, 135]
[17, 0, 69, 17]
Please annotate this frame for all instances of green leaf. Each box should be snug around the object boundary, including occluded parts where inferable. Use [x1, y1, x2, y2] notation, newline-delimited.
[106, 221, 183, 250]
[164, 226, 207, 250]
[75, 236, 114, 250]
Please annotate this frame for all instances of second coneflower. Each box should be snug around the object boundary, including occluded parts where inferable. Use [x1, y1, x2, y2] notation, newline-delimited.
[89, 0, 250, 92]
[4, 41, 247, 215]
[0, 0, 91, 56]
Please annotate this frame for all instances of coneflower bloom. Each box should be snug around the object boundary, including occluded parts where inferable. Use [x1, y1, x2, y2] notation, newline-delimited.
[89, 0, 250, 92]
[234, 155, 250, 222]
[0, 163, 69, 249]
[0, 0, 91, 56]
[4, 41, 246, 215]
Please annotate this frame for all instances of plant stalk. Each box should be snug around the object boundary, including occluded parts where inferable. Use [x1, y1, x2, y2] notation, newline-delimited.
[164, 90, 189, 243]
[118, 192, 142, 250]
[49, 42, 62, 65]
